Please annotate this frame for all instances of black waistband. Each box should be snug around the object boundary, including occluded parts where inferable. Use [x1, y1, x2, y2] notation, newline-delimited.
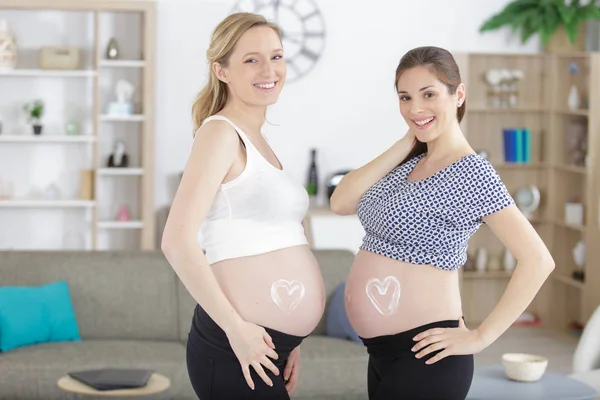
[360, 319, 460, 357]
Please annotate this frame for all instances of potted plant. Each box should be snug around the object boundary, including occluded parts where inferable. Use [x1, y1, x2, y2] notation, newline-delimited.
[479, 0, 600, 52]
[23, 99, 44, 135]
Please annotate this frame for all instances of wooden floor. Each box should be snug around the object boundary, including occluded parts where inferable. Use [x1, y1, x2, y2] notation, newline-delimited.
[474, 325, 580, 374]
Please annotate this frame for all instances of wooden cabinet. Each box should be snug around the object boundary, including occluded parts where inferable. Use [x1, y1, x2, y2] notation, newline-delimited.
[456, 52, 600, 333]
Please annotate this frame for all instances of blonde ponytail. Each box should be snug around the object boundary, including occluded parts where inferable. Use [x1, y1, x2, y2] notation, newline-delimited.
[191, 13, 281, 136]
[191, 71, 228, 133]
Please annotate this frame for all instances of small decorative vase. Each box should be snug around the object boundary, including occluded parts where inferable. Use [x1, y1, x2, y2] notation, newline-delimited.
[475, 248, 488, 272]
[106, 38, 119, 60]
[573, 241, 585, 269]
[65, 121, 79, 135]
[33, 124, 42, 135]
[568, 85, 580, 110]
[116, 204, 131, 221]
[503, 248, 516, 271]
[0, 20, 17, 70]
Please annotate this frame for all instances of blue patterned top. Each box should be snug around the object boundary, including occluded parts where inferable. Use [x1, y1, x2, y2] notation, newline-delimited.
[357, 153, 515, 271]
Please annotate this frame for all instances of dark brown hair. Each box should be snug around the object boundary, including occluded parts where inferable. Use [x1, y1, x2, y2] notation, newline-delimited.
[395, 46, 466, 165]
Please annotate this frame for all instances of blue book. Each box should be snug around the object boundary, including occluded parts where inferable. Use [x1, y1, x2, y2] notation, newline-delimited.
[503, 128, 517, 163]
[522, 128, 531, 163]
[515, 129, 524, 163]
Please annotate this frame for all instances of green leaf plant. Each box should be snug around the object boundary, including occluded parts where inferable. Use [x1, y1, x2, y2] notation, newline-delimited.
[479, 0, 600, 47]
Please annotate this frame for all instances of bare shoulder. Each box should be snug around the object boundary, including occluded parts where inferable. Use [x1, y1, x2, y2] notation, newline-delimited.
[191, 118, 240, 156]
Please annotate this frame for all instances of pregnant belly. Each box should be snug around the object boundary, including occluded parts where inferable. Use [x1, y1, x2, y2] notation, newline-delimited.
[345, 250, 463, 339]
[212, 245, 326, 337]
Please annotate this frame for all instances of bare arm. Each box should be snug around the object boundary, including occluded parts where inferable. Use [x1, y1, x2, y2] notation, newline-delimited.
[330, 132, 415, 215]
[476, 204, 555, 345]
[161, 120, 243, 332]
[411, 204, 555, 364]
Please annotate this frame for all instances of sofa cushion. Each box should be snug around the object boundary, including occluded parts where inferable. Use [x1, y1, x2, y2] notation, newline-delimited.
[0, 281, 80, 351]
[310, 250, 356, 335]
[0, 251, 179, 341]
[293, 335, 368, 398]
[326, 282, 361, 344]
[0, 340, 194, 400]
[0, 286, 51, 352]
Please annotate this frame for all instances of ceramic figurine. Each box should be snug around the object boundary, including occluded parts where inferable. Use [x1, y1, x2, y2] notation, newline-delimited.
[107, 141, 129, 168]
[116, 204, 131, 221]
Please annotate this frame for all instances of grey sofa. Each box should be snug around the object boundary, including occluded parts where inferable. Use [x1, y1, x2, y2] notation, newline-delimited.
[0, 250, 367, 400]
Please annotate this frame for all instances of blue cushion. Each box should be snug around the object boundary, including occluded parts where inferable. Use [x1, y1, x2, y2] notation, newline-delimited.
[325, 282, 361, 344]
[0, 280, 81, 351]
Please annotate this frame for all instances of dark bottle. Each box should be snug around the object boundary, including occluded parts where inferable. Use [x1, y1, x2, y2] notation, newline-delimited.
[306, 148, 318, 196]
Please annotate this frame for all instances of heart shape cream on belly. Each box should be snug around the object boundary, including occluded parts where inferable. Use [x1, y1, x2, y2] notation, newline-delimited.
[366, 276, 401, 316]
[270, 279, 306, 314]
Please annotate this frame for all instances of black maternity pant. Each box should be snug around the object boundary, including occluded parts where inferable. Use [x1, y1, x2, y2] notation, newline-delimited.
[186, 304, 305, 399]
[361, 319, 474, 400]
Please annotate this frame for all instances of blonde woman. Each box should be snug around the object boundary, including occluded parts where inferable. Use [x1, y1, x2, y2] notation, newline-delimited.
[161, 13, 326, 400]
[331, 46, 554, 399]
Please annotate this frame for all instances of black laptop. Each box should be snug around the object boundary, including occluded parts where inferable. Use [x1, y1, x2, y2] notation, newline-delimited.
[68, 368, 153, 391]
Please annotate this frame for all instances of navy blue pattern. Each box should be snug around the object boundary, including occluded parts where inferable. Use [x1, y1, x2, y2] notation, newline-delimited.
[357, 153, 515, 271]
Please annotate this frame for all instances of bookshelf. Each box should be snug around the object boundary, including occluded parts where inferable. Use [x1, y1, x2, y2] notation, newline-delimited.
[456, 52, 600, 334]
[0, 0, 156, 251]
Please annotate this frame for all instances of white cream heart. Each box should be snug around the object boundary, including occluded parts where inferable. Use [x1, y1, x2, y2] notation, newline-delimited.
[366, 276, 401, 316]
[270, 279, 306, 314]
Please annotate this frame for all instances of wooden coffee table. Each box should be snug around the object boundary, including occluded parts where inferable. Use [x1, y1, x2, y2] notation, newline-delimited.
[57, 373, 170, 399]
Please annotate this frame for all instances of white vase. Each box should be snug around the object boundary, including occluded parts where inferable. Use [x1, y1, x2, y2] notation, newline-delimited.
[568, 85, 580, 110]
[503, 248, 516, 271]
[476, 248, 488, 272]
[573, 241, 585, 270]
[0, 20, 17, 69]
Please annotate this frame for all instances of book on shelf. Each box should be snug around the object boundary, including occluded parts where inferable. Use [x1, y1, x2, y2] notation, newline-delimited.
[502, 128, 531, 163]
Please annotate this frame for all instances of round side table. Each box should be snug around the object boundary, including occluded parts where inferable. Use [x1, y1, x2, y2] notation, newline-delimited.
[57, 373, 170, 399]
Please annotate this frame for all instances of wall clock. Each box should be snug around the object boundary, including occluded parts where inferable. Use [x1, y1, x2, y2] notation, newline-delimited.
[231, 0, 326, 83]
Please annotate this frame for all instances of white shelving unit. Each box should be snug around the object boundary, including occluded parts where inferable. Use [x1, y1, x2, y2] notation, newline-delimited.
[97, 168, 144, 176]
[0, 135, 96, 143]
[0, 200, 96, 207]
[97, 220, 144, 229]
[0, 69, 97, 77]
[0, 0, 156, 251]
[99, 114, 145, 122]
[99, 59, 145, 68]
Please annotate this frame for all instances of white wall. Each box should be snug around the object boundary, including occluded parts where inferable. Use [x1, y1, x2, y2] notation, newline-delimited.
[154, 0, 540, 252]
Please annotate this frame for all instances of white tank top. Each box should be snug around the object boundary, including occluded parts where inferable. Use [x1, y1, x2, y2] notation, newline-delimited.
[198, 115, 310, 265]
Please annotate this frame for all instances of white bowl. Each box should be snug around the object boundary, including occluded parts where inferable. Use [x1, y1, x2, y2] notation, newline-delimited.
[502, 353, 548, 382]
